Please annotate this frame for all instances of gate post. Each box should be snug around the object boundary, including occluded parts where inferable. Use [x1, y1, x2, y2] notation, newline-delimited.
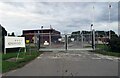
[38, 31, 40, 50]
[81, 33, 83, 48]
[92, 29, 95, 50]
[65, 34, 68, 51]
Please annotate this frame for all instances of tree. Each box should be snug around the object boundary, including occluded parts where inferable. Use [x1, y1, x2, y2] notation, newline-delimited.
[8, 32, 15, 36]
[11, 32, 15, 36]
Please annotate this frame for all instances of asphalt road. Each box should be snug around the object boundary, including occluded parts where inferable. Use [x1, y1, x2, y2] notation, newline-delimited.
[4, 50, 119, 76]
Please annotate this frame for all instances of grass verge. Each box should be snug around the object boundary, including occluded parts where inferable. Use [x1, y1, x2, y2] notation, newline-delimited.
[90, 44, 120, 57]
[2, 51, 43, 73]
[90, 50, 120, 57]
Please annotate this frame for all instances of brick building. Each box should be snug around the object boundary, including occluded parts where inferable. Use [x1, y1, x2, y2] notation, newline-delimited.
[22, 28, 61, 45]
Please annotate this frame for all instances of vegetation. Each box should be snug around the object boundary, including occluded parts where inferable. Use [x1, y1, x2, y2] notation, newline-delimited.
[92, 49, 120, 57]
[90, 30, 120, 57]
[2, 45, 42, 73]
[2, 51, 42, 73]
[93, 44, 120, 57]
[108, 35, 120, 52]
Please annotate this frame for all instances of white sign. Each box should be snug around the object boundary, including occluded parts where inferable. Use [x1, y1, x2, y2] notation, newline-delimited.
[5, 36, 25, 48]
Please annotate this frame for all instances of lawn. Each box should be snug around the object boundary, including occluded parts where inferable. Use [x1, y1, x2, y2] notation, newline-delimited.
[2, 51, 43, 73]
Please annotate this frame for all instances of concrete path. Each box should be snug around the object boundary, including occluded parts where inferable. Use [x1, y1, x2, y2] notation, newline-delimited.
[3, 51, 119, 76]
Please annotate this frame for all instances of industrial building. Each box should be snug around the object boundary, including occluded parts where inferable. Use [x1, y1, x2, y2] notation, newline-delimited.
[22, 28, 61, 45]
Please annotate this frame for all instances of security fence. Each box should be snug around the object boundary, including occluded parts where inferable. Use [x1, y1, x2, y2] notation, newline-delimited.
[22, 30, 120, 53]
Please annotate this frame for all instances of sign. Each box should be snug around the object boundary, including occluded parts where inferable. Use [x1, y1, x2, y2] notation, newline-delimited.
[26, 40, 30, 44]
[5, 36, 25, 48]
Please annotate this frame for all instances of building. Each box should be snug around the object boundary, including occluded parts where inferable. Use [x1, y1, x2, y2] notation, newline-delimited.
[22, 28, 61, 45]
[0, 24, 7, 53]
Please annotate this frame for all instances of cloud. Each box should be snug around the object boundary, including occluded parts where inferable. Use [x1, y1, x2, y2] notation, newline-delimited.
[0, 2, 118, 35]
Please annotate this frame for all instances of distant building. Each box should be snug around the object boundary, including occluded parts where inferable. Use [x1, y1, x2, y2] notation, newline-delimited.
[22, 28, 61, 45]
[0, 24, 7, 53]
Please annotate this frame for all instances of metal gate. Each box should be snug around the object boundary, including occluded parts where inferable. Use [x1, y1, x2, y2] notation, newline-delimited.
[24, 30, 95, 52]
[36, 33, 94, 51]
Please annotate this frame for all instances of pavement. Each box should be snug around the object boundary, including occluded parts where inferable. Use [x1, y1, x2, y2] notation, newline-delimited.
[3, 50, 119, 76]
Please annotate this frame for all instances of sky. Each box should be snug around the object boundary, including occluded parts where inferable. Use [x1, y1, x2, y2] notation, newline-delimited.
[0, 0, 119, 35]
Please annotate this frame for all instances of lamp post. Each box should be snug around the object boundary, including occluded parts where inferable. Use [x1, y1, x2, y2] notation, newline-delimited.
[91, 2, 96, 50]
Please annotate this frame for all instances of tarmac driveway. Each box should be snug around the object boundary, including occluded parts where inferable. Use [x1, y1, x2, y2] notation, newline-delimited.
[3, 50, 119, 76]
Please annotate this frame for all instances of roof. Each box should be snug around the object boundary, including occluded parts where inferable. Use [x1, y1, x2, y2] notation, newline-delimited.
[23, 28, 56, 31]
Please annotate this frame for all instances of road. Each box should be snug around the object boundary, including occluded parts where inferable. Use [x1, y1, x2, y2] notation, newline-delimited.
[3, 50, 119, 76]
[40, 41, 92, 51]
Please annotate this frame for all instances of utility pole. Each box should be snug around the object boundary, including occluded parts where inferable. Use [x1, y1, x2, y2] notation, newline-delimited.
[91, 2, 96, 50]
[91, 3, 95, 44]
[108, 2, 111, 39]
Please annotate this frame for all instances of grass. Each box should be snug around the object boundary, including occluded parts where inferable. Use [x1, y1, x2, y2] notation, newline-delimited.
[91, 50, 120, 57]
[91, 44, 120, 57]
[2, 52, 17, 60]
[0, 53, 1, 73]
[2, 51, 43, 73]
[84, 45, 92, 48]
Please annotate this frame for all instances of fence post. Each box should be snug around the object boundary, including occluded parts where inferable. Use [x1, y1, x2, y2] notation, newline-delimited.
[92, 29, 95, 50]
[38, 31, 40, 51]
[65, 34, 68, 51]
[4, 48, 6, 54]
[49, 33, 51, 46]
[81, 33, 83, 48]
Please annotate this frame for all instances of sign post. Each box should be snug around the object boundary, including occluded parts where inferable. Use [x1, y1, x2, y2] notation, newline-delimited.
[4, 48, 6, 54]
[65, 34, 68, 52]
[5, 36, 26, 56]
[81, 33, 83, 48]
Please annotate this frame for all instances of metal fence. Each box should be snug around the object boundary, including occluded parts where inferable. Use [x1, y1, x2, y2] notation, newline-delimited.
[23, 30, 120, 53]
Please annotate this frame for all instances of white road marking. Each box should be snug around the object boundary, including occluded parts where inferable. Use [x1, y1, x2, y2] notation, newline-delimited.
[92, 58, 101, 60]
[37, 57, 42, 59]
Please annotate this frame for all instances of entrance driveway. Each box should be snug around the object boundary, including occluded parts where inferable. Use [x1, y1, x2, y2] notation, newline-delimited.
[4, 50, 118, 76]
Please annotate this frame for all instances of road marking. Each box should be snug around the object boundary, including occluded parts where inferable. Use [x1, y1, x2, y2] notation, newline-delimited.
[92, 58, 101, 60]
[37, 57, 42, 59]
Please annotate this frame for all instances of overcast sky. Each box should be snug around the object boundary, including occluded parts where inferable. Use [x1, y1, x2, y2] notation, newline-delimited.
[0, 1, 119, 35]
